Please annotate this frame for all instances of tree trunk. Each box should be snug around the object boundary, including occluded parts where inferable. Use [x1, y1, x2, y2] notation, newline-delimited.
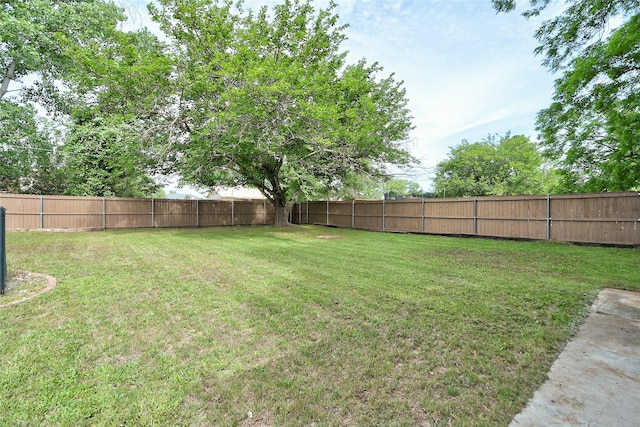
[272, 197, 292, 227]
[1, 61, 16, 100]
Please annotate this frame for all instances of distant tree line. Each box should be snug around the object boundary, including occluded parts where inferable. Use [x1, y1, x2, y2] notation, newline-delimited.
[432, 133, 558, 198]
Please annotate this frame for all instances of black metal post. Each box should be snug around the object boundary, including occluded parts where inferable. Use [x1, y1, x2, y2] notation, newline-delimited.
[546, 194, 551, 240]
[1, 206, 6, 294]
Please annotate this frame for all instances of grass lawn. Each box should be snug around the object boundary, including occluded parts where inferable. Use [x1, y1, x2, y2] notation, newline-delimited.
[1, 225, 638, 426]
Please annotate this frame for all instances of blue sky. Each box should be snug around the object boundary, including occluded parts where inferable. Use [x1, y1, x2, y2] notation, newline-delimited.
[128, 0, 558, 191]
[327, 0, 557, 188]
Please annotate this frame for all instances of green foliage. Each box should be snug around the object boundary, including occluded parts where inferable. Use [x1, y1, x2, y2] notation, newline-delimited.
[149, 0, 415, 225]
[383, 179, 423, 199]
[320, 176, 424, 201]
[494, 0, 640, 192]
[58, 28, 175, 197]
[66, 28, 175, 120]
[61, 116, 159, 198]
[433, 134, 554, 197]
[321, 172, 383, 200]
[1, 1, 169, 197]
[0, 101, 66, 194]
[0, 0, 125, 106]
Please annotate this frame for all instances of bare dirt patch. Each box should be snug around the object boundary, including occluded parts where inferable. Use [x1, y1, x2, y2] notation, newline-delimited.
[316, 235, 342, 239]
[0, 270, 57, 309]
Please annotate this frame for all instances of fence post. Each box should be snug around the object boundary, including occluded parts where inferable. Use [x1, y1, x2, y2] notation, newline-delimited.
[352, 199, 355, 228]
[102, 197, 106, 230]
[151, 198, 155, 228]
[421, 198, 425, 233]
[306, 201, 309, 224]
[546, 194, 551, 240]
[231, 199, 234, 226]
[382, 197, 386, 231]
[263, 199, 267, 225]
[473, 197, 478, 236]
[326, 199, 329, 225]
[196, 199, 199, 228]
[1, 206, 6, 295]
[40, 195, 44, 229]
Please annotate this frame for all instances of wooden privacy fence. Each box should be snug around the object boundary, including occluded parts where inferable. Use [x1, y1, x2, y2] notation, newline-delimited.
[1, 192, 639, 246]
[0, 193, 274, 230]
[292, 192, 640, 246]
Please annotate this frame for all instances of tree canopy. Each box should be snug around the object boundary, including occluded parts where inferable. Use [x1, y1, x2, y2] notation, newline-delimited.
[0, 0, 124, 106]
[149, 0, 415, 226]
[321, 172, 383, 200]
[59, 27, 175, 197]
[60, 116, 160, 197]
[1, 1, 173, 197]
[493, 0, 640, 192]
[0, 101, 65, 194]
[433, 134, 554, 197]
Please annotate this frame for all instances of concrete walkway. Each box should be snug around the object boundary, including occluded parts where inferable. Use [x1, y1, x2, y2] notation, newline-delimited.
[510, 288, 640, 427]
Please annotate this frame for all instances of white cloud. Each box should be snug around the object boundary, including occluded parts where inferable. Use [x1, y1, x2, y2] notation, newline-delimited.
[327, 0, 556, 188]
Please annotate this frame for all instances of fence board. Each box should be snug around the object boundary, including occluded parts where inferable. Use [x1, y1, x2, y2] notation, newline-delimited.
[548, 193, 640, 245]
[106, 198, 152, 228]
[293, 201, 309, 225]
[354, 200, 383, 230]
[423, 198, 475, 235]
[476, 196, 547, 240]
[198, 200, 233, 226]
[0, 194, 41, 229]
[43, 195, 103, 229]
[306, 201, 329, 225]
[154, 199, 197, 228]
[234, 200, 271, 226]
[384, 199, 422, 232]
[328, 201, 353, 228]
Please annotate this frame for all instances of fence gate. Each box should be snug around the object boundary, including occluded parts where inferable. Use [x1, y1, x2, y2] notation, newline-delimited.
[1, 206, 6, 294]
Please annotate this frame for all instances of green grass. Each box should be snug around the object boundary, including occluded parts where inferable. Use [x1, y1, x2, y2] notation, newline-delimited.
[1, 225, 638, 426]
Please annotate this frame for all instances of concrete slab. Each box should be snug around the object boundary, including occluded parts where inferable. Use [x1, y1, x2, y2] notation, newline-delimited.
[510, 288, 640, 427]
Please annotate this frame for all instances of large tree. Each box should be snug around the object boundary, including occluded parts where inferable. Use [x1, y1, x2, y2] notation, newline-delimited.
[433, 134, 553, 197]
[60, 116, 160, 197]
[0, 101, 66, 194]
[149, 0, 415, 226]
[494, 0, 640, 192]
[1, 0, 167, 196]
[0, 0, 125, 107]
[59, 28, 175, 197]
[2, 0, 176, 197]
